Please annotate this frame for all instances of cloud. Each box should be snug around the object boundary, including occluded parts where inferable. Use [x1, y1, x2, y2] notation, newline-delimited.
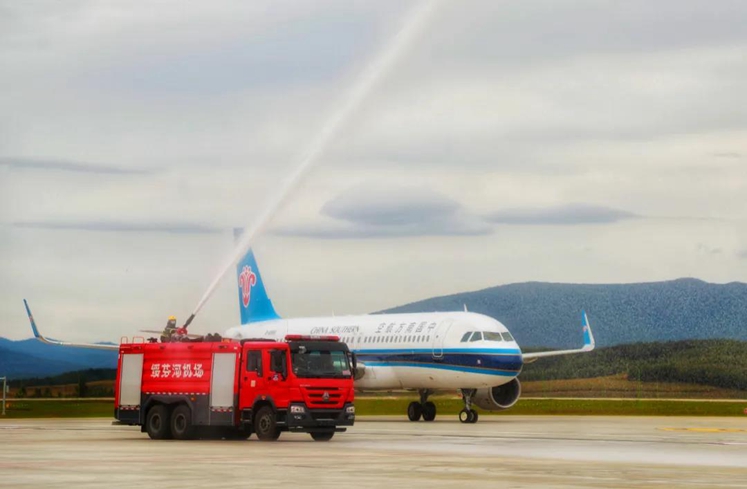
[12, 220, 221, 234]
[486, 203, 638, 226]
[712, 152, 743, 159]
[276, 183, 492, 239]
[737, 250, 747, 260]
[697, 243, 723, 255]
[321, 184, 460, 226]
[0, 157, 155, 175]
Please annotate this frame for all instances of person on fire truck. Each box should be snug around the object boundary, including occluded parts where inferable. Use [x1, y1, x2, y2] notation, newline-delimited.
[160, 316, 178, 342]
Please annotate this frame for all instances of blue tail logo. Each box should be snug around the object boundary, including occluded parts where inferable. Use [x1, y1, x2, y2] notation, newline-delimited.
[238, 266, 257, 308]
[234, 229, 280, 324]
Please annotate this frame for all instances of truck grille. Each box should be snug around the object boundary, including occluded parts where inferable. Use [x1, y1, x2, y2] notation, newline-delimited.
[303, 386, 345, 408]
[309, 409, 343, 421]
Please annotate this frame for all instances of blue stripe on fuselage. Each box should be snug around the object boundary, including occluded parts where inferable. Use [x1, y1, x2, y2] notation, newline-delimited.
[355, 347, 521, 355]
[362, 361, 519, 377]
[355, 351, 523, 377]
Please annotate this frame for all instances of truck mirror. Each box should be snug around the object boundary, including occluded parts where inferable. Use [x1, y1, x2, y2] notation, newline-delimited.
[349, 352, 358, 377]
[281, 362, 287, 379]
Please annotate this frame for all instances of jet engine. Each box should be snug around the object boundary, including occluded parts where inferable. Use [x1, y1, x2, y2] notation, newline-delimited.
[472, 378, 521, 411]
[353, 361, 366, 381]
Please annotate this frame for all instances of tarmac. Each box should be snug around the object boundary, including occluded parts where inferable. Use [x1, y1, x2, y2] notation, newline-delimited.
[2, 416, 747, 488]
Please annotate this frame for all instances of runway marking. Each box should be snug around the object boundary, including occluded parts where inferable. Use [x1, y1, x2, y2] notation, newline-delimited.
[660, 427, 747, 433]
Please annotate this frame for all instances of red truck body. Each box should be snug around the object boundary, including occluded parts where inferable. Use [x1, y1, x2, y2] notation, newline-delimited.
[115, 337, 355, 441]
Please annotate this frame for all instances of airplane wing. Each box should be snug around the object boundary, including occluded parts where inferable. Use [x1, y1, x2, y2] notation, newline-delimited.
[23, 299, 119, 351]
[139, 329, 203, 339]
[521, 310, 595, 363]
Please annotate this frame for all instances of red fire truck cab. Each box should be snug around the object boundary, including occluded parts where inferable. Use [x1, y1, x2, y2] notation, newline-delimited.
[115, 335, 356, 441]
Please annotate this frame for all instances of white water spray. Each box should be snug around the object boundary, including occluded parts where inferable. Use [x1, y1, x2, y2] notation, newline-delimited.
[184, 1, 440, 327]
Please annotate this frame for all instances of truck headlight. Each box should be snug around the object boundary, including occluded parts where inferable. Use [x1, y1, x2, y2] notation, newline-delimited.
[345, 405, 355, 414]
[290, 405, 306, 414]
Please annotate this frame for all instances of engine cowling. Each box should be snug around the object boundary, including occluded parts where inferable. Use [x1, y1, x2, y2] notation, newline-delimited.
[472, 378, 521, 411]
[353, 361, 366, 380]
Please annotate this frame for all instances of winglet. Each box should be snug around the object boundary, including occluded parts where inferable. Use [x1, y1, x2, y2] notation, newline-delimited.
[581, 309, 595, 352]
[521, 309, 596, 361]
[22, 299, 119, 351]
[23, 299, 41, 338]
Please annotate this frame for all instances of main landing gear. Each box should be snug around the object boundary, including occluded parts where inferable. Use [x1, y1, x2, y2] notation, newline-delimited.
[459, 389, 479, 424]
[407, 389, 436, 422]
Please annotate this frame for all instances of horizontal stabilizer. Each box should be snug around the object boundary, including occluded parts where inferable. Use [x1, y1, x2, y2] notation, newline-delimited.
[522, 310, 595, 363]
[23, 299, 119, 351]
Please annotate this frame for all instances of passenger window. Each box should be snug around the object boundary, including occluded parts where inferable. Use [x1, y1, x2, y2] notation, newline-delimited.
[460, 332, 472, 342]
[469, 332, 483, 342]
[501, 332, 514, 342]
[246, 350, 263, 376]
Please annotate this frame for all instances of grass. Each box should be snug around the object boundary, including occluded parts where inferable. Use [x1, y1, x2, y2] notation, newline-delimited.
[356, 397, 747, 416]
[1, 400, 112, 419]
[2, 397, 747, 419]
[521, 374, 747, 399]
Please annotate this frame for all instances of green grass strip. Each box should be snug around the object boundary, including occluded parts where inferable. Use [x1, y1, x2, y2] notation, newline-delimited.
[2, 398, 746, 419]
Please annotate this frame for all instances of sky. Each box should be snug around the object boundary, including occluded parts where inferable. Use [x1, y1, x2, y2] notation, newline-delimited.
[1, 0, 746, 342]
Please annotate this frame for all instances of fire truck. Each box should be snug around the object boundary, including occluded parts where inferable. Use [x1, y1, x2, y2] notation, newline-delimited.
[115, 335, 356, 441]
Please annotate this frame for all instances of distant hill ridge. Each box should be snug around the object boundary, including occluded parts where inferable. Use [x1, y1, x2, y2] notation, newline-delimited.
[380, 278, 747, 348]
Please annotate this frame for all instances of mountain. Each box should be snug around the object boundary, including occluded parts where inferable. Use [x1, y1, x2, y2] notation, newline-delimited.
[0, 338, 117, 379]
[520, 339, 747, 392]
[380, 278, 747, 348]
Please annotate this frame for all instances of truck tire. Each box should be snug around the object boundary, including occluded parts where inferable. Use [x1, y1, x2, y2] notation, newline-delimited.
[146, 405, 172, 440]
[310, 431, 334, 442]
[171, 404, 195, 440]
[254, 406, 280, 441]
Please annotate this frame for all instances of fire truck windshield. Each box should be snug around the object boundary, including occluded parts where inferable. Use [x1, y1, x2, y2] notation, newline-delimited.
[291, 349, 352, 379]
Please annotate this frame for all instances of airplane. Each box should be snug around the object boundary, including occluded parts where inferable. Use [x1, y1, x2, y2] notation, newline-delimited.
[24, 243, 595, 424]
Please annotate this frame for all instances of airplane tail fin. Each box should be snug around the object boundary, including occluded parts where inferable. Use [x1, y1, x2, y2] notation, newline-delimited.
[234, 228, 280, 324]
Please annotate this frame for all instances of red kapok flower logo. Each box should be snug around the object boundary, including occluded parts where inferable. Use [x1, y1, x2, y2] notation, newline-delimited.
[238, 265, 257, 308]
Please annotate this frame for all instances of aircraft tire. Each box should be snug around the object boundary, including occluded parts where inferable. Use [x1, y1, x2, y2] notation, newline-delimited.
[469, 409, 479, 423]
[310, 431, 335, 442]
[422, 401, 437, 421]
[407, 401, 422, 421]
[458, 408, 472, 424]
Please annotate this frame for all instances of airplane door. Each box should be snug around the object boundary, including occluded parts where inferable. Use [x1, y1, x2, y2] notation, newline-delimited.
[432, 320, 453, 360]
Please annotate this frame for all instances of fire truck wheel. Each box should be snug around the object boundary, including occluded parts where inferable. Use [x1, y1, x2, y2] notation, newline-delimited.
[146, 405, 172, 440]
[254, 406, 280, 441]
[310, 431, 334, 442]
[171, 404, 195, 440]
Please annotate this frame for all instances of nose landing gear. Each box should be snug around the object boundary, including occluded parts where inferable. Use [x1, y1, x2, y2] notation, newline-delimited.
[459, 388, 479, 424]
[407, 389, 436, 421]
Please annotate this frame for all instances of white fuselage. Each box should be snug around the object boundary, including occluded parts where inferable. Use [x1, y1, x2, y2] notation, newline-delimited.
[224, 311, 524, 391]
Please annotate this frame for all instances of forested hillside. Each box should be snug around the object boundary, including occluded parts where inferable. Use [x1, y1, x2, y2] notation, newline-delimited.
[382, 278, 747, 348]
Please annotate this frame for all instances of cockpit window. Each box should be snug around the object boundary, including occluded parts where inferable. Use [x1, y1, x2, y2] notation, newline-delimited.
[460, 332, 472, 342]
[483, 332, 503, 342]
[469, 331, 483, 342]
[501, 332, 514, 342]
